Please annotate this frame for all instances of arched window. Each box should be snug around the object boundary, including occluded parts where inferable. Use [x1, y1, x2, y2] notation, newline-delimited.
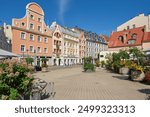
[118, 36, 124, 43]
[54, 32, 61, 38]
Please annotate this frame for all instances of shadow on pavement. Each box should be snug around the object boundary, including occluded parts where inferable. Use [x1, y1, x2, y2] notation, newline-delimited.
[41, 92, 56, 100]
[138, 89, 150, 100]
[112, 75, 130, 80]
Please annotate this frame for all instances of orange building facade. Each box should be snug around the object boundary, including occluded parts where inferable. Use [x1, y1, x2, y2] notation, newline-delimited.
[11, 2, 52, 66]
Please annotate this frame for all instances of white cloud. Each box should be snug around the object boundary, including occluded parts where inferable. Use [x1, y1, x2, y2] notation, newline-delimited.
[58, 0, 70, 24]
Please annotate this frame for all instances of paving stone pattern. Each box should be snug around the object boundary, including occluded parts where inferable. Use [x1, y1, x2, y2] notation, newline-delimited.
[34, 67, 150, 100]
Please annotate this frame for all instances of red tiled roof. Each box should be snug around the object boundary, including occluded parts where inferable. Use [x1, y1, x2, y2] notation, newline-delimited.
[143, 32, 150, 42]
[108, 27, 145, 48]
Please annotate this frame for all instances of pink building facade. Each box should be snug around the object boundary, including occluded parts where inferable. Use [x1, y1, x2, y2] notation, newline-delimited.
[12, 2, 52, 66]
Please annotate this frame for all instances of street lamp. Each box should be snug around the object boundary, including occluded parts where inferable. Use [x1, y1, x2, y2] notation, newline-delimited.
[34, 49, 36, 66]
[26, 49, 29, 58]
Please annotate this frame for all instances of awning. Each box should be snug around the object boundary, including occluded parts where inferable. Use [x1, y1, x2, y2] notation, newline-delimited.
[0, 49, 19, 57]
[146, 52, 150, 55]
[143, 48, 150, 52]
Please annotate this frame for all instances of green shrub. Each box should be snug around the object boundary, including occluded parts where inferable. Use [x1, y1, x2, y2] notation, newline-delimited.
[25, 58, 34, 65]
[101, 61, 105, 68]
[84, 63, 95, 72]
[95, 60, 100, 67]
[0, 60, 33, 100]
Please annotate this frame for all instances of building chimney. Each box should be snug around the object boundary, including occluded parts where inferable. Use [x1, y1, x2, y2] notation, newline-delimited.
[3, 22, 6, 29]
[139, 13, 144, 17]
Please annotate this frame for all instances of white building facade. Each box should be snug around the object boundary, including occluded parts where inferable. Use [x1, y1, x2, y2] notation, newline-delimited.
[50, 22, 80, 66]
[0, 26, 12, 52]
[117, 13, 150, 32]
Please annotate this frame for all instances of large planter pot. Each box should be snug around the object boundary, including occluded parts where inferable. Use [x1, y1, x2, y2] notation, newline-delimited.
[121, 67, 130, 75]
[114, 66, 120, 73]
[42, 67, 48, 72]
[144, 73, 150, 84]
[119, 68, 122, 74]
[131, 70, 145, 81]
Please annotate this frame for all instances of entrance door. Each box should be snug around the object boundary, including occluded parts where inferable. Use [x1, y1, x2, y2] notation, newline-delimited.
[37, 59, 40, 66]
[59, 59, 61, 66]
[54, 59, 56, 66]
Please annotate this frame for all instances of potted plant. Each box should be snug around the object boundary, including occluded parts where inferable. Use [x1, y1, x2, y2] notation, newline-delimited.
[144, 67, 150, 84]
[25, 57, 34, 66]
[112, 53, 121, 73]
[120, 60, 131, 75]
[25, 57, 34, 72]
[95, 60, 100, 67]
[117, 50, 130, 75]
[130, 63, 145, 81]
[83, 57, 95, 72]
[41, 58, 48, 72]
[101, 61, 105, 68]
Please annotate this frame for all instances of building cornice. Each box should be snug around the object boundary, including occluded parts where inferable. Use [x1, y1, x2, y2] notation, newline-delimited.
[143, 40, 150, 43]
[12, 26, 52, 38]
[108, 44, 142, 48]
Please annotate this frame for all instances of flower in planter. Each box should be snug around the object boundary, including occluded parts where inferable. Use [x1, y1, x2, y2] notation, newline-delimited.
[130, 63, 145, 81]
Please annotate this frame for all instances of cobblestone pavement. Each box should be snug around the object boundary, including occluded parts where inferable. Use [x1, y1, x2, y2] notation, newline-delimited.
[34, 67, 150, 100]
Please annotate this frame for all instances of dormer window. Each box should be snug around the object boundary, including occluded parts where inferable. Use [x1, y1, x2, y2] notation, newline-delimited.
[118, 36, 124, 43]
[131, 33, 137, 39]
[128, 39, 136, 45]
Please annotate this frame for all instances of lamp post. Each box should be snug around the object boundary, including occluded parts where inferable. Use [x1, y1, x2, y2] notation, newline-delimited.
[34, 49, 36, 66]
[22, 51, 25, 58]
[26, 49, 29, 58]
[26, 49, 29, 67]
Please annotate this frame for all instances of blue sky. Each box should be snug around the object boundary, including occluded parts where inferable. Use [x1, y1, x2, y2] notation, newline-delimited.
[0, 0, 150, 35]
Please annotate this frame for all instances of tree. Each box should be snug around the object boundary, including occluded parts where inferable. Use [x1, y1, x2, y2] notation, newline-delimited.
[129, 47, 146, 66]
[25, 58, 34, 65]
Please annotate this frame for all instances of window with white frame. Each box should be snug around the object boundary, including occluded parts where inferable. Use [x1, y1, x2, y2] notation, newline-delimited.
[20, 32, 26, 39]
[37, 36, 41, 42]
[30, 34, 34, 41]
[30, 23, 34, 29]
[20, 45, 25, 52]
[44, 37, 48, 43]
[44, 48, 48, 53]
[38, 26, 41, 32]
[37, 47, 41, 53]
[29, 46, 34, 52]
[38, 18, 41, 22]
